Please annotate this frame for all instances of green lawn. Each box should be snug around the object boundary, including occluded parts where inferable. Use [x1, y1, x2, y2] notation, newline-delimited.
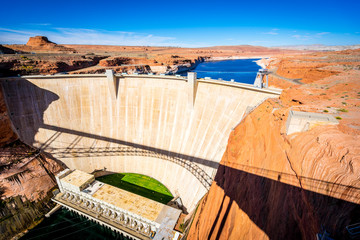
[96, 173, 173, 204]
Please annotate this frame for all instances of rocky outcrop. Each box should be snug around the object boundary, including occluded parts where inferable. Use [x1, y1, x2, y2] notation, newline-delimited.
[92, 55, 203, 74]
[26, 36, 55, 47]
[0, 88, 18, 145]
[0, 54, 106, 76]
[0, 87, 63, 239]
[5, 36, 76, 54]
[188, 49, 360, 240]
[99, 57, 132, 67]
[0, 45, 19, 54]
[188, 100, 360, 239]
[69, 64, 152, 74]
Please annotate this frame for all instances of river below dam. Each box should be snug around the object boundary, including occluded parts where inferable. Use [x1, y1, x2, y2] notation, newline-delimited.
[20, 208, 130, 240]
[180, 58, 261, 84]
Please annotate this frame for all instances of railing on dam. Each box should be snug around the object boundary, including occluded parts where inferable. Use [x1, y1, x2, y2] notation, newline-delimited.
[20, 71, 282, 95]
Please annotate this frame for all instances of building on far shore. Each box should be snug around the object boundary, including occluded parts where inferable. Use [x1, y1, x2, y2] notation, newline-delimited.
[53, 169, 182, 240]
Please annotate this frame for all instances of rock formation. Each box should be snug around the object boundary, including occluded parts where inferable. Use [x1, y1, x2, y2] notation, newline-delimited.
[26, 36, 56, 47]
[0, 87, 63, 239]
[5, 36, 76, 53]
[1, 36, 305, 76]
[0, 54, 106, 76]
[0, 45, 19, 54]
[187, 49, 360, 240]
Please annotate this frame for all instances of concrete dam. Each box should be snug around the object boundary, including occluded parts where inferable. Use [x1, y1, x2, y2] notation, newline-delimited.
[0, 72, 281, 213]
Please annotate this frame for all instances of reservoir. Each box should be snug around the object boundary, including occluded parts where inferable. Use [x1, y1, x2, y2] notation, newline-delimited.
[181, 58, 261, 84]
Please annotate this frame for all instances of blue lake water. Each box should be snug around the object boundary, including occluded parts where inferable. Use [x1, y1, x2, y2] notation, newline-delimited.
[180, 58, 261, 84]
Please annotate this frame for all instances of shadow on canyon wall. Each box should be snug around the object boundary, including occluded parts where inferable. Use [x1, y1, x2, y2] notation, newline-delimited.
[39, 123, 216, 190]
[0, 78, 218, 190]
[209, 164, 360, 239]
[2, 78, 360, 239]
[1, 78, 59, 144]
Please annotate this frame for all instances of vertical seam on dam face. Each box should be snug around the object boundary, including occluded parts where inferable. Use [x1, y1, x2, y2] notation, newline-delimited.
[0, 75, 280, 211]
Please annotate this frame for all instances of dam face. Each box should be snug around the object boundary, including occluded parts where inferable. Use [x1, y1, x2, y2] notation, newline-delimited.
[1, 74, 280, 211]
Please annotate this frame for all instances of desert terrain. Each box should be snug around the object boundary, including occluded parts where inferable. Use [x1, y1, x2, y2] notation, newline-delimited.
[0, 36, 359, 239]
[0, 36, 304, 77]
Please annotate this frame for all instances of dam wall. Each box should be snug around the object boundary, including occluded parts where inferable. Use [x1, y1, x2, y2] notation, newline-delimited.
[0, 74, 280, 211]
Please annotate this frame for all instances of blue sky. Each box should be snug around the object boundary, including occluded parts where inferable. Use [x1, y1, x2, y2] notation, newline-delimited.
[0, 0, 359, 47]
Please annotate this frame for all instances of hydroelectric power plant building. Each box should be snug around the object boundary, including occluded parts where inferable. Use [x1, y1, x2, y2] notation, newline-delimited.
[54, 169, 181, 240]
[0, 70, 281, 239]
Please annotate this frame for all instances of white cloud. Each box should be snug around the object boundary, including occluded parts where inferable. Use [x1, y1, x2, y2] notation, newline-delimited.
[263, 31, 278, 35]
[0, 27, 178, 46]
[316, 32, 330, 36]
[291, 34, 312, 41]
[250, 40, 270, 45]
[25, 23, 52, 26]
[262, 28, 280, 35]
[0, 27, 36, 35]
[291, 32, 331, 41]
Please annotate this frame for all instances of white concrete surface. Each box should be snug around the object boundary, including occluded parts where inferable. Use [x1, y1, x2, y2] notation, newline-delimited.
[1, 74, 280, 211]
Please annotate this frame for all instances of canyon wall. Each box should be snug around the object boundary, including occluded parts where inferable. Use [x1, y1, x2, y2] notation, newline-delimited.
[188, 100, 360, 239]
[0, 74, 280, 212]
[187, 50, 360, 239]
[0, 87, 63, 239]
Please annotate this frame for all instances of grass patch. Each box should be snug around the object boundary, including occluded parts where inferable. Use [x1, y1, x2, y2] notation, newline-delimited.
[323, 110, 329, 113]
[342, 102, 347, 105]
[96, 173, 173, 204]
[337, 108, 348, 112]
[336, 116, 342, 120]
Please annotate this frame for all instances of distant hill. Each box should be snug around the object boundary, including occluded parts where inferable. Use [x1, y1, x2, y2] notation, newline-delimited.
[0, 45, 17, 54]
[5, 36, 76, 53]
[272, 44, 360, 51]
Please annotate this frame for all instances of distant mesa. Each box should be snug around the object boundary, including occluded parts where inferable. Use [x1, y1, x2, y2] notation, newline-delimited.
[25, 36, 76, 53]
[4, 36, 77, 53]
[26, 36, 57, 47]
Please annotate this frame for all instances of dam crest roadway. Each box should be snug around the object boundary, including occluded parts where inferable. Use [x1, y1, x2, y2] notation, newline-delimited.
[0, 72, 281, 212]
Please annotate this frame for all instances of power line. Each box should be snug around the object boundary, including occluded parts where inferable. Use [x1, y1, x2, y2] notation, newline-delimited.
[52, 224, 97, 240]
[26, 216, 80, 232]
[24, 219, 90, 240]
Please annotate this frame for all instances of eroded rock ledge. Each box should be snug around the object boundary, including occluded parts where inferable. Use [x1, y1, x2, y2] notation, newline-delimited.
[0, 88, 63, 239]
[187, 49, 360, 240]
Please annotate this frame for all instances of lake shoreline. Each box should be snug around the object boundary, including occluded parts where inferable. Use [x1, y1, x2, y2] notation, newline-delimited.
[181, 58, 262, 84]
[206, 56, 271, 62]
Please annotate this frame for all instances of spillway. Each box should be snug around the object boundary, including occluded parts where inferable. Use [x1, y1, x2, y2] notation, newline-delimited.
[0, 73, 281, 212]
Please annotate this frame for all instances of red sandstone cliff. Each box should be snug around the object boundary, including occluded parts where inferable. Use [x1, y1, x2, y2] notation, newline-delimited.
[187, 50, 360, 239]
[0, 87, 63, 239]
[0, 89, 18, 145]
[6, 36, 76, 53]
[0, 54, 106, 77]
